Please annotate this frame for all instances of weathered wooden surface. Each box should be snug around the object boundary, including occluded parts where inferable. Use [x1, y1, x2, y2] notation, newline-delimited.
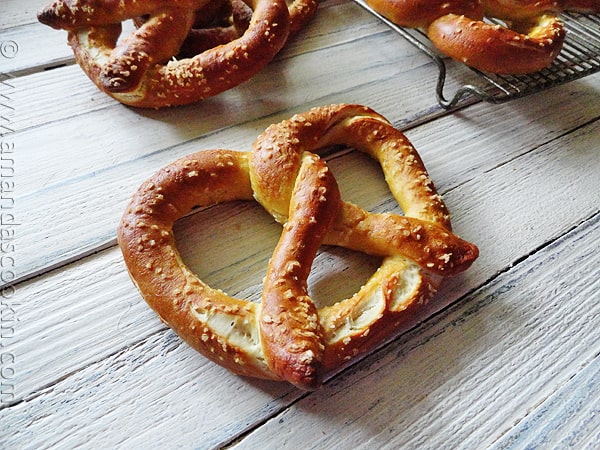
[1, 1, 599, 448]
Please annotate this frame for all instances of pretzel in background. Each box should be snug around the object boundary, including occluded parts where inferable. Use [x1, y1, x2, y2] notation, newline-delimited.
[38, 0, 317, 108]
[366, 0, 599, 74]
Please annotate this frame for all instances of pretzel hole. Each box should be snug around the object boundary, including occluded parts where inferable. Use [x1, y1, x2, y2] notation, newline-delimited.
[116, 20, 138, 43]
[174, 199, 383, 309]
[172, 147, 416, 316]
[307, 148, 411, 307]
[308, 247, 382, 308]
[327, 148, 405, 216]
[174, 200, 280, 303]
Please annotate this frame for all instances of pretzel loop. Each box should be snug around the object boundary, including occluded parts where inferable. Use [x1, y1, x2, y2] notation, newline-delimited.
[117, 105, 479, 390]
[251, 104, 476, 275]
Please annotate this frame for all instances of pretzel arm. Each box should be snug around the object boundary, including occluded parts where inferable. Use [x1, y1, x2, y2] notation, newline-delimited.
[260, 154, 341, 390]
[324, 203, 478, 276]
[312, 111, 451, 227]
[287, 0, 319, 34]
[179, 0, 315, 58]
[251, 104, 478, 276]
[101, 8, 195, 92]
[365, 0, 483, 28]
[118, 150, 283, 380]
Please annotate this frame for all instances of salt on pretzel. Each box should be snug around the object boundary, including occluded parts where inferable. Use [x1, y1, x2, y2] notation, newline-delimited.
[131, 0, 254, 57]
[37, 0, 316, 108]
[251, 104, 478, 386]
[117, 104, 479, 390]
[137, 0, 317, 59]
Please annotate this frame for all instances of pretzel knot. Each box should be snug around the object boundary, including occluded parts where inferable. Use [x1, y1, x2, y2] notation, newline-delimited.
[37, 0, 317, 108]
[364, 0, 596, 74]
[117, 104, 479, 390]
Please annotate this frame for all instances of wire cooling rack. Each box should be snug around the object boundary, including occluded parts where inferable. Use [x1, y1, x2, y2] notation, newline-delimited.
[353, 0, 600, 109]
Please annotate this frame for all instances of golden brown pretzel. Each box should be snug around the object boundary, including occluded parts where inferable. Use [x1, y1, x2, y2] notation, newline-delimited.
[117, 104, 479, 390]
[428, 13, 566, 74]
[130, 0, 251, 57]
[37, 0, 312, 108]
[118, 149, 338, 387]
[250, 104, 478, 386]
[365, 0, 575, 74]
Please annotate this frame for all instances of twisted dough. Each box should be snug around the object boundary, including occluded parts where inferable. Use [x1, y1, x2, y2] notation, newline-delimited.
[251, 104, 478, 386]
[37, 0, 317, 108]
[118, 104, 478, 389]
[366, 0, 598, 74]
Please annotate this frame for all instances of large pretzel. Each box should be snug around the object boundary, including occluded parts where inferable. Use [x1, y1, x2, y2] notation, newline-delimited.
[365, 0, 597, 74]
[37, 0, 317, 108]
[117, 104, 479, 390]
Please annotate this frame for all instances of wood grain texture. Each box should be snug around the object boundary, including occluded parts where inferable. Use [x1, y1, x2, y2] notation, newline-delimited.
[232, 214, 600, 450]
[1, 0, 47, 29]
[2, 0, 600, 448]
[10, 72, 600, 287]
[2, 114, 598, 447]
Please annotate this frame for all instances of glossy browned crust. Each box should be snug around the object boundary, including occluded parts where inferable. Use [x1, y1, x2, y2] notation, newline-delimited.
[38, 0, 212, 28]
[38, 0, 318, 108]
[427, 14, 566, 74]
[259, 154, 341, 390]
[483, 0, 599, 20]
[118, 105, 479, 390]
[364, 0, 580, 74]
[287, 0, 319, 35]
[147, 0, 318, 59]
[176, 0, 254, 57]
[251, 104, 478, 275]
